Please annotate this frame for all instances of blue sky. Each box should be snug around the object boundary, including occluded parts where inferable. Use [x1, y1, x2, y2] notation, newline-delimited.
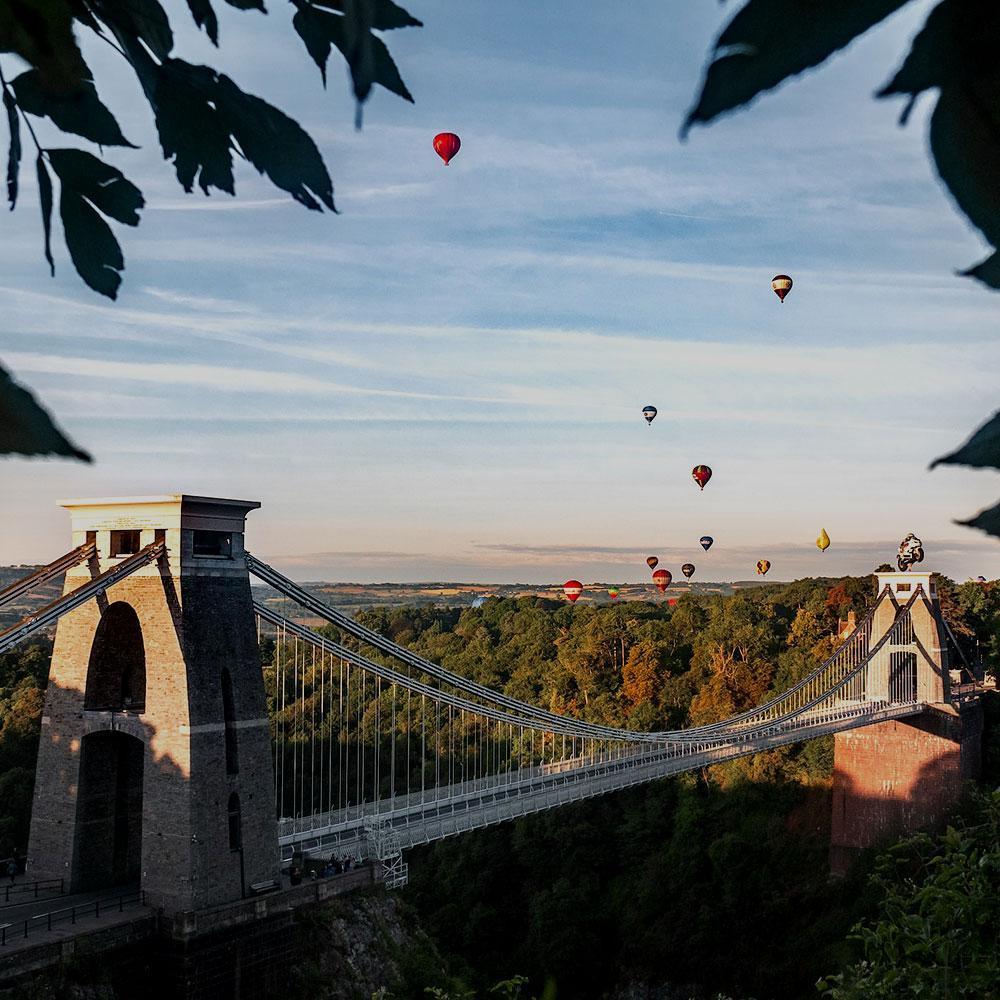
[2, 1, 999, 583]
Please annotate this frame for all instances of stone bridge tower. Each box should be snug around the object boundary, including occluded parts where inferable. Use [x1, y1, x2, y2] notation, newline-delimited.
[27, 495, 278, 913]
[830, 571, 982, 874]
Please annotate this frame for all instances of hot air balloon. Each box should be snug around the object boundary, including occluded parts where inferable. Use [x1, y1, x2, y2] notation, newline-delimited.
[667, 598, 678, 607]
[433, 132, 461, 165]
[756, 559, 771, 576]
[771, 274, 793, 303]
[608, 587, 620, 600]
[642, 405, 657, 426]
[681, 563, 695, 579]
[652, 569, 672, 593]
[816, 528, 830, 552]
[646, 556, 659, 570]
[563, 580, 583, 603]
[976, 576, 987, 583]
[699, 536, 714, 552]
[692, 465, 712, 490]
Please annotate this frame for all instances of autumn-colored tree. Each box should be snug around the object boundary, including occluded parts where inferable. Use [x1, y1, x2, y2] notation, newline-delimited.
[688, 644, 774, 728]
[621, 641, 662, 709]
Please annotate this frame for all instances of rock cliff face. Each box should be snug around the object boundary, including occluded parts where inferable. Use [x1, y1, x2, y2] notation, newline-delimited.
[294, 890, 450, 999]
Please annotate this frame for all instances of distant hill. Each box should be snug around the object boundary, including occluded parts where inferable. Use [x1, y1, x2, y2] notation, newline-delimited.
[0, 565, 63, 631]
[0, 563, 755, 633]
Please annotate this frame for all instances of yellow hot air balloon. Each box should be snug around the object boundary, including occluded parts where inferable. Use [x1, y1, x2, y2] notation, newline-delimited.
[816, 528, 830, 553]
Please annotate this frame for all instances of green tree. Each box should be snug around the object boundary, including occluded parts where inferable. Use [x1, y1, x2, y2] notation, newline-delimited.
[819, 790, 1000, 998]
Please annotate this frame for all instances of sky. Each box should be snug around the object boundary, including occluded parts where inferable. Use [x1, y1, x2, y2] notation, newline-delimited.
[1, 1, 999, 584]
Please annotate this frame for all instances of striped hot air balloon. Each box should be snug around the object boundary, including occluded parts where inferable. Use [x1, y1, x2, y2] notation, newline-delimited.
[563, 580, 583, 603]
[771, 274, 793, 302]
[652, 569, 672, 593]
[608, 587, 620, 600]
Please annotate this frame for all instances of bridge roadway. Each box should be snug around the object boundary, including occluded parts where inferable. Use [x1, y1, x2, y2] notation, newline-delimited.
[280, 698, 924, 861]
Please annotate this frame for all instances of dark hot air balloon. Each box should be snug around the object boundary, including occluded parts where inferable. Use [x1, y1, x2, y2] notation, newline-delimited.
[642, 405, 657, 426]
[681, 563, 695, 579]
[433, 132, 461, 165]
[771, 274, 793, 302]
[692, 465, 712, 490]
[756, 559, 771, 576]
[699, 536, 714, 551]
[652, 569, 672, 593]
[563, 580, 583, 603]
[646, 556, 659, 570]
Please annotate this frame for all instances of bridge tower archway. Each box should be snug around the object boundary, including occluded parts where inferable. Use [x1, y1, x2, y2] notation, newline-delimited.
[72, 730, 145, 891]
[26, 495, 278, 914]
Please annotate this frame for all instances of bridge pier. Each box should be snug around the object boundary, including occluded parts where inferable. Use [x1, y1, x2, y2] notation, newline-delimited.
[829, 704, 982, 875]
[829, 570, 982, 874]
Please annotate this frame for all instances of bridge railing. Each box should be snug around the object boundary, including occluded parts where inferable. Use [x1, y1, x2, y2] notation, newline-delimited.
[0, 889, 146, 947]
[0, 878, 63, 907]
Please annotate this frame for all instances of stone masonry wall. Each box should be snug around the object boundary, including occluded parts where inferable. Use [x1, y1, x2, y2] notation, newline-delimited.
[829, 702, 983, 875]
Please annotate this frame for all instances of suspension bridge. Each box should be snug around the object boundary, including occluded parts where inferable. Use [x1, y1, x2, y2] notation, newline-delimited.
[0, 495, 981, 915]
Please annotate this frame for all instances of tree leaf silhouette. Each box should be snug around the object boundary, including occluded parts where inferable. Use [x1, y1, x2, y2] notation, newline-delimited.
[0, 362, 90, 461]
[962, 250, 1000, 289]
[88, 0, 174, 60]
[12, 67, 134, 147]
[48, 149, 144, 298]
[148, 59, 235, 195]
[36, 153, 53, 275]
[877, 0, 999, 104]
[216, 74, 336, 210]
[929, 75, 1000, 252]
[684, 0, 910, 135]
[931, 410, 1000, 471]
[311, 0, 422, 31]
[957, 499, 1000, 540]
[185, 0, 219, 44]
[3, 88, 20, 208]
[291, 1, 413, 105]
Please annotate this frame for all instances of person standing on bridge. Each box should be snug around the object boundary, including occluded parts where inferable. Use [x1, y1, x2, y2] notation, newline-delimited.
[6, 859, 16, 884]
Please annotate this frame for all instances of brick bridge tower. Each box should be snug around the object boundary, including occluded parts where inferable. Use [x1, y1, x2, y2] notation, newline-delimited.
[830, 571, 982, 874]
[27, 496, 278, 913]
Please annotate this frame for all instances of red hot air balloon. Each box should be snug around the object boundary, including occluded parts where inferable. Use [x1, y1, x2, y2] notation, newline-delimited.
[433, 132, 461, 165]
[646, 556, 659, 570]
[771, 274, 793, 303]
[692, 465, 712, 490]
[652, 569, 672, 593]
[756, 560, 771, 576]
[667, 598, 678, 606]
[563, 580, 583, 603]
